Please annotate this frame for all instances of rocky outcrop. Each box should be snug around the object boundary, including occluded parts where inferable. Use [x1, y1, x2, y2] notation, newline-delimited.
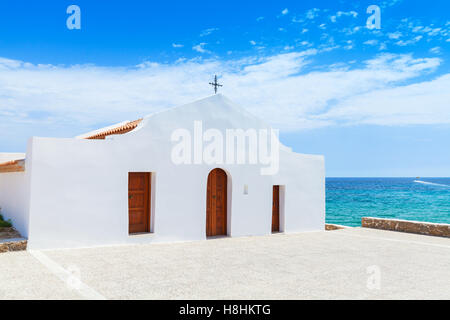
[362, 217, 450, 238]
[325, 224, 350, 230]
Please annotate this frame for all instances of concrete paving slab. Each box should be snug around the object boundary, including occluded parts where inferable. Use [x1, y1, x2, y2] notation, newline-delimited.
[0, 228, 449, 299]
[0, 251, 81, 299]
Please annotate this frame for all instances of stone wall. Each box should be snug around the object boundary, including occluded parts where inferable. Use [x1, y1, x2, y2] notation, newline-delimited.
[0, 240, 27, 253]
[0, 227, 27, 253]
[362, 217, 450, 238]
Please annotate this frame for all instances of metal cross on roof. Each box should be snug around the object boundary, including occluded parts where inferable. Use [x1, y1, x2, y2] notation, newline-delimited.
[209, 75, 223, 94]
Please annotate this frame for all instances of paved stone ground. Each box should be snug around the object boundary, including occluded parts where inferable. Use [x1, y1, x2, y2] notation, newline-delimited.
[0, 227, 449, 300]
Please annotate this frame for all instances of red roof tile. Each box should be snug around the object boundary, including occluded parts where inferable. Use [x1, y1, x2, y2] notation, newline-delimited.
[0, 159, 25, 173]
[83, 118, 143, 140]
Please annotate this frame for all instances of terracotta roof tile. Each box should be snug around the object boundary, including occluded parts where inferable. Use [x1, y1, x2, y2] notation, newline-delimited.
[0, 159, 25, 173]
[83, 118, 143, 140]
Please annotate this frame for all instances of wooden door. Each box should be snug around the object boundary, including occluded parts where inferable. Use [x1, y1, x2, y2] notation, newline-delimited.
[206, 169, 227, 237]
[272, 185, 280, 233]
[128, 172, 151, 234]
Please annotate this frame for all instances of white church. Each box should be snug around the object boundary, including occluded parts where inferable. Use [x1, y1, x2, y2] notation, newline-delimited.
[0, 94, 325, 250]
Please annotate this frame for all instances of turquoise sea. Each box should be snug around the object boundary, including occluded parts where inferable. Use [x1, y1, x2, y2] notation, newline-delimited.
[326, 178, 450, 227]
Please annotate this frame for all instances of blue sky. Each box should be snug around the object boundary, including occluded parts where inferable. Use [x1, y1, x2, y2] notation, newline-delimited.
[0, 0, 449, 176]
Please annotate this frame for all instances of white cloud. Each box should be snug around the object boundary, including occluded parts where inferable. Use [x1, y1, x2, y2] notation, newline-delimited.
[429, 46, 441, 54]
[172, 43, 184, 48]
[409, 23, 447, 38]
[338, 11, 358, 18]
[317, 74, 450, 126]
[343, 40, 354, 50]
[281, 8, 289, 15]
[249, 40, 256, 46]
[363, 40, 378, 46]
[0, 52, 445, 148]
[388, 32, 402, 39]
[192, 43, 209, 53]
[427, 28, 442, 36]
[342, 26, 362, 35]
[380, 0, 403, 8]
[306, 8, 320, 20]
[395, 35, 422, 46]
[331, 10, 358, 22]
[200, 28, 218, 37]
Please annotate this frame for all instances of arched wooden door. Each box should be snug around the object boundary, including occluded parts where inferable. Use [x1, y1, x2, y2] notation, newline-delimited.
[206, 168, 228, 237]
